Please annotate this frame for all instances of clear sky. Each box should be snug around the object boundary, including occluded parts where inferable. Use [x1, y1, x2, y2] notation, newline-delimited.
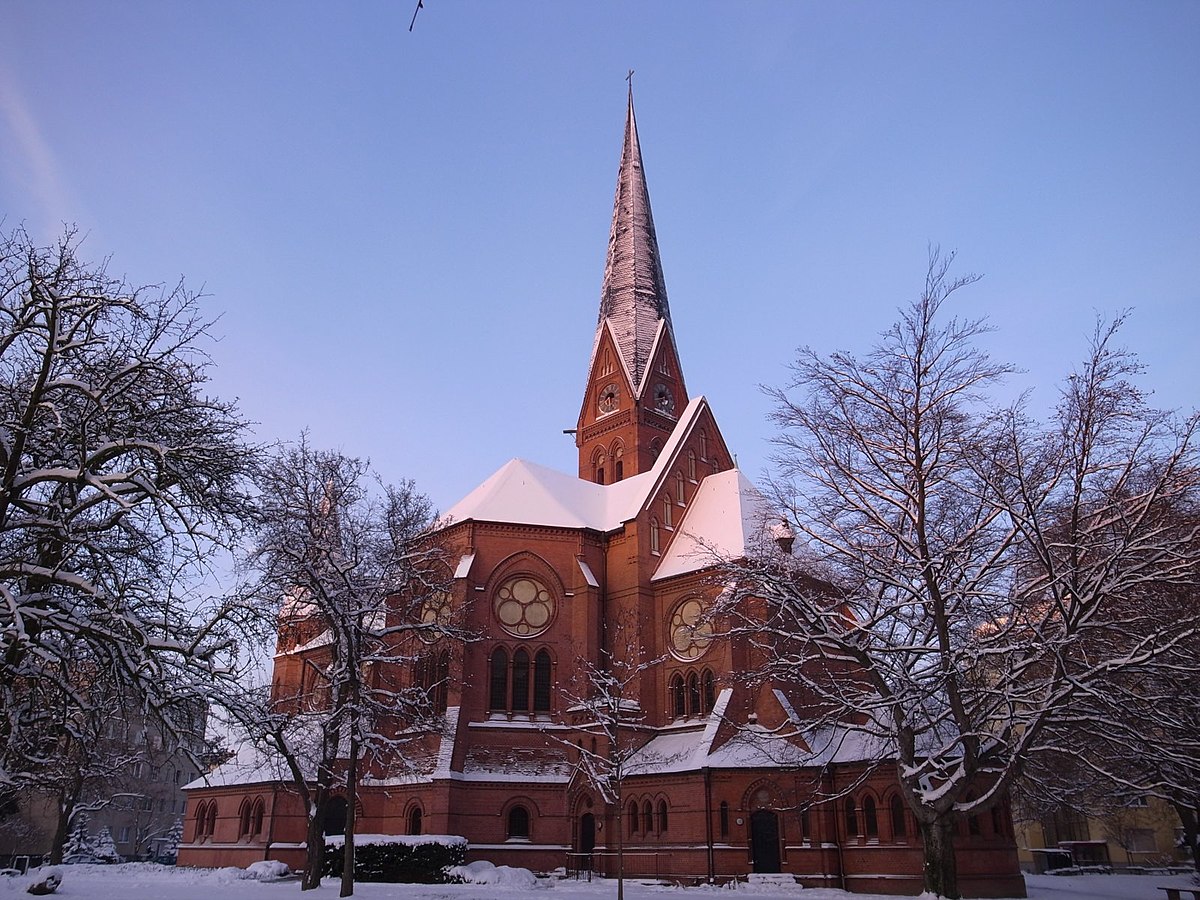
[2, 1, 1197, 511]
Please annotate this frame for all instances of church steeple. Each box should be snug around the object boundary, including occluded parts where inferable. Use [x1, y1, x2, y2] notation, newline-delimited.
[595, 86, 673, 396]
[576, 88, 689, 483]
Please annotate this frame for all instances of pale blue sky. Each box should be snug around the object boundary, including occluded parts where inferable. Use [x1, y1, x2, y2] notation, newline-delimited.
[2, 1, 1196, 510]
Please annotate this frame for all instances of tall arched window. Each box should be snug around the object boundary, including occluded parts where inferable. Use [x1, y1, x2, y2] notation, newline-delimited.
[844, 798, 858, 837]
[489, 648, 509, 711]
[890, 795, 907, 840]
[512, 649, 531, 712]
[801, 808, 811, 843]
[251, 799, 265, 837]
[670, 674, 685, 718]
[699, 429, 708, 460]
[642, 800, 654, 835]
[719, 801, 729, 838]
[205, 802, 217, 840]
[239, 800, 252, 838]
[702, 669, 716, 713]
[687, 672, 701, 716]
[507, 805, 530, 839]
[687, 450, 696, 480]
[650, 518, 660, 554]
[662, 494, 672, 528]
[864, 795, 878, 839]
[674, 470, 685, 504]
[593, 451, 606, 485]
[434, 650, 450, 713]
[628, 801, 638, 836]
[408, 807, 423, 835]
[533, 649, 552, 712]
[613, 445, 624, 482]
[657, 799, 668, 833]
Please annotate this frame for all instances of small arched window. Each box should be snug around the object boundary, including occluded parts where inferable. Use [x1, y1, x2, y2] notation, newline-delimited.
[533, 649, 552, 712]
[864, 795, 878, 838]
[594, 451, 606, 485]
[657, 799, 668, 833]
[702, 669, 716, 713]
[801, 808, 811, 843]
[650, 438, 662, 461]
[674, 470, 685, 504]
[507, 805, 530, 839]
[251, 798, 265, 837]
[613, 445, 624, 482]
[408, 807, 423, 835]
[643, 800, 653, 835]
[845, 797, 858, 837]
[434, 650, 450, 713]
[205, 801, 217, 840]
[628, 801, 638, 836]
[687, 672, 701, 716]
[239, 800, 252, 838]
[650, 518, 660, 554]
[699, 429, 708, 460]
[890, 794, 907, 840]
[489, 648, 509, 711]
[687, 450, 697, 480]
[670, 674, 685, 718]
[512, 649, 531, 712]
[663, 494, 672, 528]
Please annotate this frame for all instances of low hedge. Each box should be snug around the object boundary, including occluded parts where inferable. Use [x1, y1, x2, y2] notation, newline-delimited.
[322, 836, 467, 883]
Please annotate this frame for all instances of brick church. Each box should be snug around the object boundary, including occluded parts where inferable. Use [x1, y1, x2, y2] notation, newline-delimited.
[178, 92, 1024, 896]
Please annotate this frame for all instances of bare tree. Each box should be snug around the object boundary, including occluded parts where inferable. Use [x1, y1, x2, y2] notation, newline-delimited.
[226, 437, 454, 893]
[721, 249, 1200, 898]
[0, 226, 253, 791]
[544, 616, 665, 900]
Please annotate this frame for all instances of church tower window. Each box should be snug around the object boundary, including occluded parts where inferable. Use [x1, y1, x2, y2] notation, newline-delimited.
[533, 649, 552, 712]
[670, 674, 685, 718]
[512, 649, 531, 711]
[489, 648, 509, 711]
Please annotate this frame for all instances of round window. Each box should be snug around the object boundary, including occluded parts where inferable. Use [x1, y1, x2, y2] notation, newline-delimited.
[669, 598, 713, 660]
[494, 577, 555, 638]
[417, 590, 452, 643]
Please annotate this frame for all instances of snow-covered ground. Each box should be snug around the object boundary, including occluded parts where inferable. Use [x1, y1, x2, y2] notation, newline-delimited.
[1, 863, 1196, 900]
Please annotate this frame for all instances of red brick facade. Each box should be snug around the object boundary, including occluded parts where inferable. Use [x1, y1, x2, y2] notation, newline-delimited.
[176, 92, 1025, 897]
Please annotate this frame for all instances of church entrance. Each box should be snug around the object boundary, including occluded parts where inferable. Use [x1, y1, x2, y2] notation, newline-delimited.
[750, 809, 781, 873]
[577, 813, 596, 871]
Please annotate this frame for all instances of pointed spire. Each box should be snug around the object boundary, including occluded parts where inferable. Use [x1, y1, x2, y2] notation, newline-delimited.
[596, 85, 672, 395]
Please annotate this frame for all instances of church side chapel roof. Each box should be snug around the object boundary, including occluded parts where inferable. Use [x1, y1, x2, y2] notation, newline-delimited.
[592, 88, 673, 399]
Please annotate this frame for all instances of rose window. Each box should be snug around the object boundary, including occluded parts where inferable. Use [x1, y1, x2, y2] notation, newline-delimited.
[417, 590, 452, 643]
[669, 598, 712, 660]
[494, 577, 555, 638]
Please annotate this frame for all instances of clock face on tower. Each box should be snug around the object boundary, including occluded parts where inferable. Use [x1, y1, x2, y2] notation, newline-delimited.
[652, 382, 675, 415]
[597, 382, 620, 414]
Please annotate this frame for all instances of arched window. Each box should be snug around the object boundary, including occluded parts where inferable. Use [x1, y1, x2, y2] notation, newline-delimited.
[194, 801, 210, 841]
[699, 429, 708, 460]
[650, 438, 662, 461]
[239, 800, 252, 838]
[650, 518, 660, 554]
[670, 674, 685, 718]
[702, 669, 716, 713]
[251, 799, 265, 837]
[674, 470, 685, 504]
[991, 805, 1004, 837]
[864, 795, 878, 838]
[408, 807, 423, 835]
[628, 801, 638, 836]
[662, 494, 672, 528]
[687, 450, 696, 480]
[512, 649, 531, 712]
[844, 797, 858, 837]
[205, 802, 217, 840]
[533, 649, 552, 712]
[687, 672, 701, 716]
[657, 799, 668, 833]
[507, 805, 530, 839]
[434, 650, 450, 713]
[323, 796, 348, 836]
[593, 451, 606, 485]
[719, 801, 729, 838]
[890, 794, 907, 840]
[801, 808, 811, 843]
[613, 445, 624, 482]
[643, 800, 654, 835]
[489, 648, 509, 711]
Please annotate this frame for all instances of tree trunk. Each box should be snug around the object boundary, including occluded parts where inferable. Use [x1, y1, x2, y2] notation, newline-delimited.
[1173, 799, 1199, 874]
[48, 798, 71, 865]
[340, 715, 359, 898]
[301, 793, 327, 891]
[918, 815, 960, 899]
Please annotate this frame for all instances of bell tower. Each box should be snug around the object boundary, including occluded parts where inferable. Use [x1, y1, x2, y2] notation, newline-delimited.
[576, 88, 688, 483]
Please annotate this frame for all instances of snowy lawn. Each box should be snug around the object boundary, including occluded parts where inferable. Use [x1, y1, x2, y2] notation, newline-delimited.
[1, 863, 1196, 900]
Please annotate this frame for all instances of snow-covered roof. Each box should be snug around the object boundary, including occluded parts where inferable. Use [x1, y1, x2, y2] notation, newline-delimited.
[183, 744, 295, 790]
[652, 469, 776, 581]
[441, 396, 734, 537]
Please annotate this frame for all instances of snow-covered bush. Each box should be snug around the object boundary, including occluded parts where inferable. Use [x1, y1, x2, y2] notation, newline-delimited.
[445, 860, 536, 888]
[322, 834, 467, 883]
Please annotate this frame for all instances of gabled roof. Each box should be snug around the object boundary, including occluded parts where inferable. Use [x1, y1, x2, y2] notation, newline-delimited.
[652, 469, 779, 582]
[590, 88, 673, 397]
